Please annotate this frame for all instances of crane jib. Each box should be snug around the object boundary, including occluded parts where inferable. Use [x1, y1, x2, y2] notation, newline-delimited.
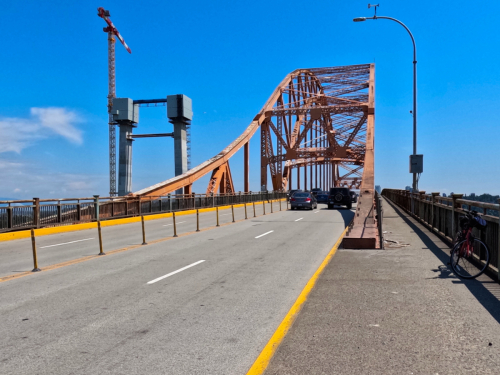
[97, 7, 132, 54]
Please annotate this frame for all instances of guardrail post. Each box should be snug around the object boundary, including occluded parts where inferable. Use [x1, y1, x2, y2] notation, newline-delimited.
[451, 194, 463, 239]
[172, 212, 178, 237]
[77, 200, 82, 222]
[93, 195, 100, 222]
[216, 207, 220, 227]
[97, 221, 105, 255]
[431, 192, 439, 232]
[196, 209, 200, 231]
[57, 200, 62, 224]
[244, 203, 248, 219]
[31, 229, 41, 272]
[141, 215, 147, 244]
[231, 205, 235, 222]
[7, 205, 13, 229]
[33, 198, 40, 228]
[418, 191, 425, 221]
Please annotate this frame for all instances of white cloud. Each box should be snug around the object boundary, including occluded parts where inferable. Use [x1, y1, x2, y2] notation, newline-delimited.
[31, 107, 82, 144]
[0, 157, 104, 199]
[0, 118, 40, 153]
[0, 107, 83, 154]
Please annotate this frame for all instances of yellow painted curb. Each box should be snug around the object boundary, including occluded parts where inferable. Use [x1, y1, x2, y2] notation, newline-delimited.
[245, 223, 350, 375]
[0, 199, 286, 243]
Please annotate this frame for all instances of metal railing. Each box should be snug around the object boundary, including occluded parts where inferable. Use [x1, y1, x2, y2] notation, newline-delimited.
[0, 191, 286, 233]
[382, 189, 499, 280]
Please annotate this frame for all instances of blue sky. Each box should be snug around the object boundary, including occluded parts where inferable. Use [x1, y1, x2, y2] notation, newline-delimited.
[1, 0, 499, 199]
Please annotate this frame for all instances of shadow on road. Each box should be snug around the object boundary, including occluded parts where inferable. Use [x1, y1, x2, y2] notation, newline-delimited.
[316, 204, 355, 227]
[385, 198, 500, 325]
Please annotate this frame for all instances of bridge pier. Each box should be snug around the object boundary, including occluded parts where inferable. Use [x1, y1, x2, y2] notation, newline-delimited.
[118, 121, 136, 196]
[167, 94, 193, 195]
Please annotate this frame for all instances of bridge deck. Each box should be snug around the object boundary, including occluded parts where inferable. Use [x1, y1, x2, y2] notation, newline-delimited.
[264, 197, 500, 374]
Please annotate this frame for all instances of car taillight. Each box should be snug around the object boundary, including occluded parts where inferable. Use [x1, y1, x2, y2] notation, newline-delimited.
[291, 198, 296, 202]
[306, 198, 311, 202]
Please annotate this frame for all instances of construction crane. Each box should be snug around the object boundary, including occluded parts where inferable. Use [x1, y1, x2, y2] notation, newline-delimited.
[97, 7, 132, 196]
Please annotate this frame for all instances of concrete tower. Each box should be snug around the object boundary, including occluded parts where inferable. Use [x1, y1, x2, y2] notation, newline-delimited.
[111, 98, 139, 196]
[167, 95, 193, 195]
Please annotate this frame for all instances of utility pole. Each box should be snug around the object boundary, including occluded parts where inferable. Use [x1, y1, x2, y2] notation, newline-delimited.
[97, 7, 132, 196]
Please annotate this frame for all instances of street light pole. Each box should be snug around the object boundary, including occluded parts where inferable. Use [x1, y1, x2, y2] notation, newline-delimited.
[353, 15, 419, 210]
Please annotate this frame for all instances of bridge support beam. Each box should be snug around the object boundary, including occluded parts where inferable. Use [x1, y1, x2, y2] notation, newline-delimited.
[173, 121, 188, 195]
[206, 161, 235, 195]
[244, 141, 249, 192]
[343, 64, 380, 249]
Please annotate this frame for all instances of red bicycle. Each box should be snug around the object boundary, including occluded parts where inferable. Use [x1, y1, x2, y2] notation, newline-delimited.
[449, 209, 490, 279]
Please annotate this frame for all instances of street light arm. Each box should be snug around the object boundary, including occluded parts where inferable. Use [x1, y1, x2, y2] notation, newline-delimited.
[357, 14, 419, 193]
[365, 16, 416, 62]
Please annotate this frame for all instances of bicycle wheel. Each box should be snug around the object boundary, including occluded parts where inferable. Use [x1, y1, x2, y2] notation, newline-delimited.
[450, 238, 490, 279]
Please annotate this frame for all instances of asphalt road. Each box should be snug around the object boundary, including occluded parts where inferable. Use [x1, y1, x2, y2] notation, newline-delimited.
[0, 203, 353, 375]
[0, 201, 281, 279]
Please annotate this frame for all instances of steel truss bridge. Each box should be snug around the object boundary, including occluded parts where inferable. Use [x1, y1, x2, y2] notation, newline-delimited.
[134, 63, 378, 248]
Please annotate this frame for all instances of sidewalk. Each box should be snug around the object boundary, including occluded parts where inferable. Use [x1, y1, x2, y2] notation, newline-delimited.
[264, 197, 500, 374]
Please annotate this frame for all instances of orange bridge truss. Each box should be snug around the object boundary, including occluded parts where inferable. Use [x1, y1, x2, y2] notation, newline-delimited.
[135, 63, 374, 198]
[134, 63, 378, 248]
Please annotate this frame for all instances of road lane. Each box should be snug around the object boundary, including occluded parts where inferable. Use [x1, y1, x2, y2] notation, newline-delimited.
[147, 260, 206, 284]
[39, 238, 95, 248]
[0, 205, 353, 375]
[255, 230, 274, 238]
[0, 202, 280, 278]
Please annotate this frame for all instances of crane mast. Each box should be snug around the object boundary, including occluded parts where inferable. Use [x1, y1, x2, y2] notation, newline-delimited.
[107, 31, 116, 196]
[97, 7, 131, 196]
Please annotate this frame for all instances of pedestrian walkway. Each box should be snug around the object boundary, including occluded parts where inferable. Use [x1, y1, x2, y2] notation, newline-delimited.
[264, 197, 500, 374]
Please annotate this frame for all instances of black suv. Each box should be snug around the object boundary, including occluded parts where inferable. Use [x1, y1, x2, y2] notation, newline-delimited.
[287, 189, 302, 201]
[311, 188, 322, 196]
[328, 187, 352, 209]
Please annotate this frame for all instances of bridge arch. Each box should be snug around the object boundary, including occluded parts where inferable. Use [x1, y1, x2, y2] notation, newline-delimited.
[133, 64, 374, 198]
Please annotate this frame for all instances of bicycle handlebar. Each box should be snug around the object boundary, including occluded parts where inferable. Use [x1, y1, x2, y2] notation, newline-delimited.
[461, 208, 481, 217]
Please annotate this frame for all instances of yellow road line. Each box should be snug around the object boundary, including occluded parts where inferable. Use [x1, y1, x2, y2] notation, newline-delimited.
[0, 199, 285, 243]
[0, 202, 286, 284]
[245, 223, 350, 375]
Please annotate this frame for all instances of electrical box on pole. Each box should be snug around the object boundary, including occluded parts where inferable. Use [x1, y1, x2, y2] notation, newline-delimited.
[409, 154, 423, 173]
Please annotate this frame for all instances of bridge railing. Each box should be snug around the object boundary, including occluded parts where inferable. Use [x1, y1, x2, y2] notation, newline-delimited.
[0, 191, 286, 233]
[382, 189, 499, 281]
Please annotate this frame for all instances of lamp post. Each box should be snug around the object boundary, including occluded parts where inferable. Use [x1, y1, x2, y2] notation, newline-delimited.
[354, 15, 419, 212]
